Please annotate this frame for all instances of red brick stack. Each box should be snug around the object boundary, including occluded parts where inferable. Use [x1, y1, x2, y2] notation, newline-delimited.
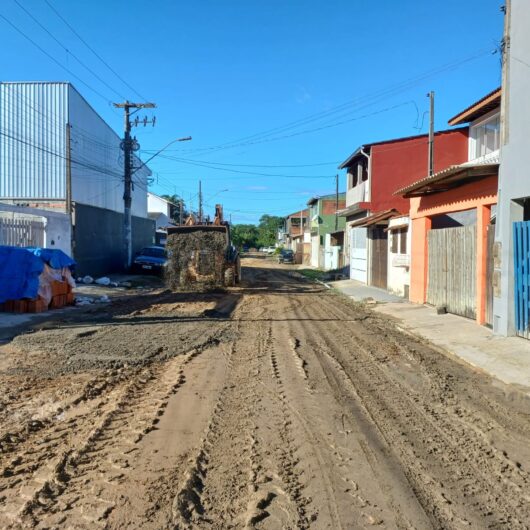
[0, 279, 75, 313]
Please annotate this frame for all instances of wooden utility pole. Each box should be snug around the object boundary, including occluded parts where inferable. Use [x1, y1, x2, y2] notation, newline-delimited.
[427, 91, 435, 176]
[198, 180, 203, 223]
[113, 101, 156, 269]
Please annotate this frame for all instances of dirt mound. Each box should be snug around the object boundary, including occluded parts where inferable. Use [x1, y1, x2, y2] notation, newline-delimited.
[166, 230, 227, 290]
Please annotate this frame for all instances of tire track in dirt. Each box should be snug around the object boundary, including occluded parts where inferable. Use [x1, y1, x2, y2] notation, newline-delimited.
[2, 328, 227, 529]
[298, 289, 530, 529]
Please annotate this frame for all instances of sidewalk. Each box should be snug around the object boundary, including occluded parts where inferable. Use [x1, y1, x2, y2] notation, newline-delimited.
[331, 279, 530, 393]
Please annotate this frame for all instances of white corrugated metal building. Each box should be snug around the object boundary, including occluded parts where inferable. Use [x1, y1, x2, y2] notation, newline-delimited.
[0, 81, 154, 275]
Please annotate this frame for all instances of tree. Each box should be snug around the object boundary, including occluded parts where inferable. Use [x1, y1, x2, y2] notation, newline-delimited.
[257, 215, 283, 247]
[231, 224, 259, 248]
[160, 194, 186, 223]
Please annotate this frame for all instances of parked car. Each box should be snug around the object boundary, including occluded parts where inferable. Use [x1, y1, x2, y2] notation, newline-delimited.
[265, 246, 276, 254]
[278, 249, 294, 264]
[132, 246, 167, 274]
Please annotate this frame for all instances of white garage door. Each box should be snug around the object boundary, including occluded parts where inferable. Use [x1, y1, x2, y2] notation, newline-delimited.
[350, 227, 367, 283]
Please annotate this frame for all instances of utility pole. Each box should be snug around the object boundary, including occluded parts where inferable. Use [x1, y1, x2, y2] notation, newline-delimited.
[335, 173, 339, 231]
[427, 91, 435, 176]
[113, 101, 156, 269]
[198, 180, 203, 223]
[179, 198, 184, 225]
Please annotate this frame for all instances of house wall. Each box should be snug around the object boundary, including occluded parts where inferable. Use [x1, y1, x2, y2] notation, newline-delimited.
[387, 216, 410, 297]
[493, 0, 530, 336]
[0, 203, 71, 254]
[369, 129, 469, 213]
[408, 176, 498, 324]
[148, 193, 171, 216]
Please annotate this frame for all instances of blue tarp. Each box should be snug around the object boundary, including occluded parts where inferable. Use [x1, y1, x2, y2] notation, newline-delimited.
[0, 246, 44, 303]
[0, 246, 76, 303]
[25, 247, 75, 270]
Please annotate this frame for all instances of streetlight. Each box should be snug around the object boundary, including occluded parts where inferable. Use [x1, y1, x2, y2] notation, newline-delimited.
[132, 136, 192, 175]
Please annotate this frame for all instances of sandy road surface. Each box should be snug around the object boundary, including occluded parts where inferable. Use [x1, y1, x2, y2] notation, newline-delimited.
[1, 257, 529, 529]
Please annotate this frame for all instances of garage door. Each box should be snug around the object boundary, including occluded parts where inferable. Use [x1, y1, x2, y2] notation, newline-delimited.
[350, 227, 367, 283]
[427, 225, 476, 319]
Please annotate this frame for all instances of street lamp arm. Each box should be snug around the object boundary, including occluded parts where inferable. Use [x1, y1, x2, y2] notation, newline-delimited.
[132, 136, 192, 176]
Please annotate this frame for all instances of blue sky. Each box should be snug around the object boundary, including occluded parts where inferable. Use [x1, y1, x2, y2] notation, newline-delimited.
[1, 1, 504, 223]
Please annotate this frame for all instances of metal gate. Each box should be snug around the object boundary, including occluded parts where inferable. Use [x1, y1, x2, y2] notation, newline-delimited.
[427, 225, 476, 319]
[0, 216, 45, 247]
[513, 221, 530, 338]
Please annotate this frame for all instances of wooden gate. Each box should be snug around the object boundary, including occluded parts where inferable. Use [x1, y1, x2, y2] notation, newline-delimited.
[427, 225, 476, 319]
[485, 225, 495, 327]
[0, 217, 45, 247]
[513, 221, 530, 338]
[369, 225, 388, 289]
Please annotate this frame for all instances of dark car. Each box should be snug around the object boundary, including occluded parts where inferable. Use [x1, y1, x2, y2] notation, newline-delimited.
[132, 246, 167, 274]
[278, 249, 294, 264]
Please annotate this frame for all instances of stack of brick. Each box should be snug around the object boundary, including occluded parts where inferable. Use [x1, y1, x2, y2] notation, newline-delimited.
[0, 279, 74, 313]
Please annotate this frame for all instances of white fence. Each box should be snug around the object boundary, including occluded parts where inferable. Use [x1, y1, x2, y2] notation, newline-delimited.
[0, 216, 45, 247]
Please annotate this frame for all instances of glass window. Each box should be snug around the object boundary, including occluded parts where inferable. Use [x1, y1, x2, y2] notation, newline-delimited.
[474, 115, 500, 158]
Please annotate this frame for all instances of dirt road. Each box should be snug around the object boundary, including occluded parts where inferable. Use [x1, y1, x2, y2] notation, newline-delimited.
[1, 257, 529, 529]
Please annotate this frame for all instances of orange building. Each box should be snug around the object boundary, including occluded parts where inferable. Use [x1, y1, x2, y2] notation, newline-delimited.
[397, 89, 501, 325]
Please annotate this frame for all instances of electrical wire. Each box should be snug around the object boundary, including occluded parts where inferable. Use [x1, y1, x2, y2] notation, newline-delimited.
[0, 13, 113, 103]
[13, 0, 128, 101]
[44, 0, 148, 102]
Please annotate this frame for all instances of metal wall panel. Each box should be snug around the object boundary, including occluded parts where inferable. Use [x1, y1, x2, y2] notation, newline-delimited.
[0, 82, 68, 199]
[68, 85, 148, 218]
[0, 82, 149, 218]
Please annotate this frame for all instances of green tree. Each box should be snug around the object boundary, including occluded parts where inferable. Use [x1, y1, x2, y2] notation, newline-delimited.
[257, 215, 283, 247]
[160, 194, 186, 223]
[231, 224, 260, 248]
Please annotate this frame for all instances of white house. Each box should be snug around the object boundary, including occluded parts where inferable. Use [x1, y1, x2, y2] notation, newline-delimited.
[493, 0, 530, 337]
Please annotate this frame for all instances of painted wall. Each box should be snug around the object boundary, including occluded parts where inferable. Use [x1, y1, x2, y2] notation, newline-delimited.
[148, 193, 171, 216]
[492, 0, 530, 336]
[0, 203, 71, 254]
[408, 176, 498, 324]
[369, 129, 469, 214]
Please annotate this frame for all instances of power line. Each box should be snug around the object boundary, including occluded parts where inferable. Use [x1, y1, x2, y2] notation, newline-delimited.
[44, 0, 148, 102]
[13, 0, 127, 101]
[155, 47, 492, 158]
[0, 129, 124, 179]
[140, 156, 339, 168]
[152, 155, 335, 179]
[0, 13, 112, 103]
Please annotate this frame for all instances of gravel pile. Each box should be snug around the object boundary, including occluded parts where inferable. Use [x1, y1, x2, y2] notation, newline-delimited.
[166, 230, 227, 290]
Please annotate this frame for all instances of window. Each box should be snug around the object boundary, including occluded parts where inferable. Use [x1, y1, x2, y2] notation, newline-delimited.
[390, 227, 407, 254]
[348, 160, 368, 189]
[474, 115, 500, 158]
